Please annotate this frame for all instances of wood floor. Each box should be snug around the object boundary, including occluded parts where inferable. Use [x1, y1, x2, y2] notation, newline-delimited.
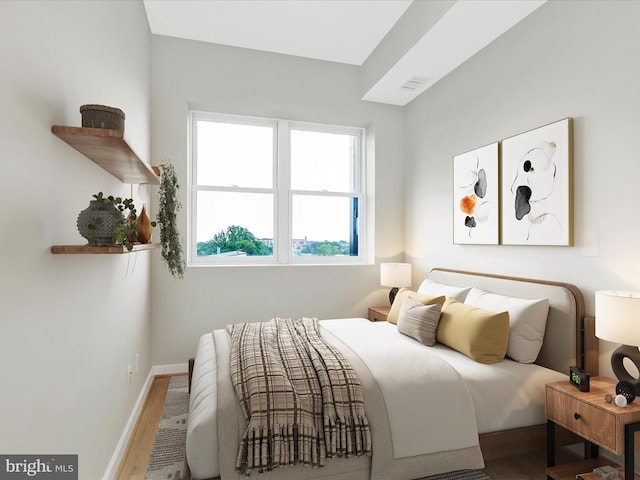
[115, 374, 185, 480]
[483, 450, 548, 480]
[115, 374, 550, 480]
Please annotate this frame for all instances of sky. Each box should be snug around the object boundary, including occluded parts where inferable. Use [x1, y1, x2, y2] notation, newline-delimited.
[195, 120, 357, 243]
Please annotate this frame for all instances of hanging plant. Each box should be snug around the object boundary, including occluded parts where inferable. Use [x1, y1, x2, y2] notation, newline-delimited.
[157, 160, 185, 279]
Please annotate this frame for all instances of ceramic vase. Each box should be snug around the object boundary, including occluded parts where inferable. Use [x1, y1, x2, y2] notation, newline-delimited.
[135, 206, 153, 244]
[77, 200, 124, 246]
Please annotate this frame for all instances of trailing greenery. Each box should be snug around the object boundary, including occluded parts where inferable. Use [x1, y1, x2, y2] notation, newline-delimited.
[89, 192, 138, 251]
[157, 160, 185, 279]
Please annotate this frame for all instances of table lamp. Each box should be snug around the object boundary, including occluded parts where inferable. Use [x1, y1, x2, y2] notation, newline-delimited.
[595, 290, 640, 394]
[380, 263, 411, 305]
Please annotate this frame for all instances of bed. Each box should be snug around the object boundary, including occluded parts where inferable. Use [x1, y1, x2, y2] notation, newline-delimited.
[186, 268, 598, 480]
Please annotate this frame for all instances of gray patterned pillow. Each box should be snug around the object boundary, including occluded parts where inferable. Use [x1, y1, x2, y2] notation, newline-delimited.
[397, 296, 442, 346]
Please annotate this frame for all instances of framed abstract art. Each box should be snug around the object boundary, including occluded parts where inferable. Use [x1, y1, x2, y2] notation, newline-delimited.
[500, 118, 573, 245]
[453, 142, 499, 245]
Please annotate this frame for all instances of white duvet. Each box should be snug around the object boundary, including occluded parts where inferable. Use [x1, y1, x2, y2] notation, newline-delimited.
[187, 318, 565, 479]
[320, 318, 480, 458]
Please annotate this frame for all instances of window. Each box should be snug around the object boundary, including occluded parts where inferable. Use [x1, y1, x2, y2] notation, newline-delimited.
[189, 111, 367, 265]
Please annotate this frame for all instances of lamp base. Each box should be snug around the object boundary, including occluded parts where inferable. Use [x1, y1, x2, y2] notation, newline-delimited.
[389, 287, 399, 306]
[611, 344, 640, 395]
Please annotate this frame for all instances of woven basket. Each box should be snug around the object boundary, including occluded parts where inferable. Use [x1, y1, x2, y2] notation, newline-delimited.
[80, 104, 125, 130]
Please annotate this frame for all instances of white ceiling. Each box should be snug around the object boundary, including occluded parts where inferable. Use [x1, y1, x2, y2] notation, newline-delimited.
[143, 0, 546, 105]
[143, 0, 412, 65]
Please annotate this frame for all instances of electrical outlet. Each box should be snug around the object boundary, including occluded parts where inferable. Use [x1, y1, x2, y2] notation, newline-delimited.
[127, 364, 133, 386]
[135, 353, 139, 374]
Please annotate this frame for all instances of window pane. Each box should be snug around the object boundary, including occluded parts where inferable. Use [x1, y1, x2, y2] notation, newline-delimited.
[196, 120, 273, 188]
[291, 195, 357, 256]
[196, 191, 273, 257]
[291, 129, 355, 192]
[190, 111, 367, 265]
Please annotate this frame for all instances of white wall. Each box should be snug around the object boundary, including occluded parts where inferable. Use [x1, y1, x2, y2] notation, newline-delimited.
[404, 0, 640, 379]
[4, 0, 637, 475]
[0, 1, 151, 477]
[149, 36, 405, 365]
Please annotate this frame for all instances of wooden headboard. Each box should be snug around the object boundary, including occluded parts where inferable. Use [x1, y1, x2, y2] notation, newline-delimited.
[429, 268, 598, 376]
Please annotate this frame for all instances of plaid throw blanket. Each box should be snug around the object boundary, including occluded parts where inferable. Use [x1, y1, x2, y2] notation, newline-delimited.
[227, 317, 372, 475]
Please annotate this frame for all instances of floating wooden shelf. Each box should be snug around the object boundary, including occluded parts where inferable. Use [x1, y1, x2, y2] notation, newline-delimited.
[52, 125, 160, 185]
[51, 243, 160, 254]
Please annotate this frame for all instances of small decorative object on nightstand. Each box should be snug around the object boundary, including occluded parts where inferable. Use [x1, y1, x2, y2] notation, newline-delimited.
[546, 376, 640, 480]
[570, 365, 591, 392]
[616, 381, 637, 404]
[577, 465, 622, 480]
[368, 306, 390, 322]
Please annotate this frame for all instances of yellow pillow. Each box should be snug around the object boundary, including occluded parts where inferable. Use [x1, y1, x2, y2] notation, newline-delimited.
[436, 297, 510, 364]
[387, 288, 445, 325]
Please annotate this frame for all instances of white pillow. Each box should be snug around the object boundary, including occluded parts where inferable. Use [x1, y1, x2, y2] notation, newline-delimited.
[464, 287, 549, 363]
[417, 278, 472, 302]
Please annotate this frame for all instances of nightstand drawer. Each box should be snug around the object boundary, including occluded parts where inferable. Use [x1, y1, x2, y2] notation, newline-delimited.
[546, 387, 616, 451]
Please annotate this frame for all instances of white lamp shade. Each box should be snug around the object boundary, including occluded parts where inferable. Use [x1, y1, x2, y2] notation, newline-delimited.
[380, 263, 411, 288]
[595, 290, 640, 347]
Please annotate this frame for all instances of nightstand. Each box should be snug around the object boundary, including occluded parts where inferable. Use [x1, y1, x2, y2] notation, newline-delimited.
[368, 306, 390, 322]
[546, 377, 640, 480]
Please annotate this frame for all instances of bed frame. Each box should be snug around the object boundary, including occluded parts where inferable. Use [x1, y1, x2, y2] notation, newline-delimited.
[187, 268, 599, 476]
[429, 268, 598, 460]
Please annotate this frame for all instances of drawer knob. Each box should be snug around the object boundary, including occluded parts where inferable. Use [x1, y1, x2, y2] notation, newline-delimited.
[574, 412, 581, 420]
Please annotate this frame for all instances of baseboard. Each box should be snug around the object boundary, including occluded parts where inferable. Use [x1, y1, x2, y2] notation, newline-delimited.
[102, 368, 155, 480]
[102, 363, 188, 479]
[152, 362, 189, 376]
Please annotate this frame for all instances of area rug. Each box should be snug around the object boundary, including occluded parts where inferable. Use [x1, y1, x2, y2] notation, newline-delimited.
[145, 375, 189, 480]
[144, 374, 490, 480]
[419, 470, 490, 480]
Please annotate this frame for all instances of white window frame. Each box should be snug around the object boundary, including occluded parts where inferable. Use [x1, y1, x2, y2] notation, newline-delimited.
[188, 110, 368, 266]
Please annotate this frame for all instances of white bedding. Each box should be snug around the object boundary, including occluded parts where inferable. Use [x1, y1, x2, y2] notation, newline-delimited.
[347, 320, 566, 435]
[187, 318, 565, 479]
[426, 342, 566, 434]
[321, 318, 479, 458]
